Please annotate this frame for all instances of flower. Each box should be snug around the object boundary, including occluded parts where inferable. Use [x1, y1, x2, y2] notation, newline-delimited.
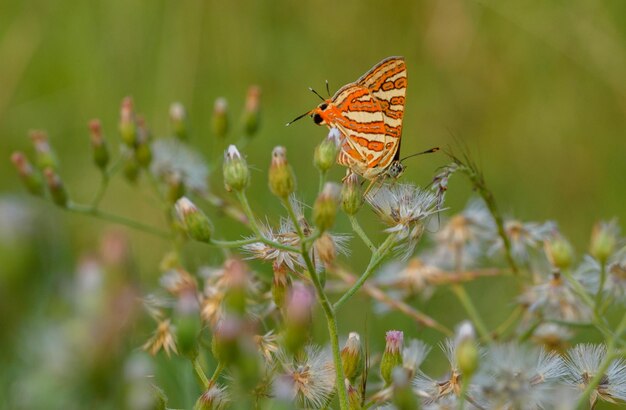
[414, 339, 463, 404]
[142, 319, 178, 357]
[194, 383, 229, 410]
[474, 343, 566, 409]
[519, 272, 592, 322]
[375, 258, 443, 300]
[577, 249, 626, 304]
[150, 138, 209, 193]
[275, 345, 336, 408]
[489, 219, 555, 265]
[381, 330, 404, 385]
[367, 184, 440, 258]
[564, 344, 626, 408]
[402, 339, 430, 379]
[254, 331, 279, 363]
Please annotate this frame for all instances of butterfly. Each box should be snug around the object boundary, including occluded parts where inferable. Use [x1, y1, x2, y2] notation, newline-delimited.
[288, 56, 415, 192]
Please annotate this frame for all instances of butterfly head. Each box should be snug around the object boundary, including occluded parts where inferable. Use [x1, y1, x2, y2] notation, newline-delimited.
[311, 101, 332, 126]
[386, 160, 406, 179]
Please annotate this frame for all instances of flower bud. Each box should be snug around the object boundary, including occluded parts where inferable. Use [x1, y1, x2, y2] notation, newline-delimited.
[341, 332, 363, 381]
[242, 86, 261, 137]
[211, 316, 241, 365]
[314, 233, 337, 267]
[175, 197, 212, 243]
[11, 152, 43, 195]
[170, 102, 188, 140]
[212, 98, 229, 138]
[590, 220, 619, 265]
[544, 233, 574, 270]
[346, 381, 362, 410]
[222, 258, 249, 315]
[223, 145, 249, 192]
[268, 146, 295, 198]
[135, 116, 152, 168]
[119, 96, 137, 146]
[380, 330, 403, 385]
[313, 182, 340, 232]
[284, 282, 314, 353]
[43, 167, 68, 207]
[314, 128, 341, 172]
[123, 154, 140, 183]
[193, 384, 229, 410]
[30, 130, 58, 170]
[272, 263, 291, 309]
[166, 174, 186, 205]
[88, 119, 110, 170]
[175, 290, 201, 359]
[341, 173, 363, 215]
[455, 321, 478, 379]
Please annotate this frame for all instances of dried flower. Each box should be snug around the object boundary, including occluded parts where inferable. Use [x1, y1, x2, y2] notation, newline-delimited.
[275, 345, 335, 408]
[565, 344, 626, 408]
[367, 184, 440, 258]
[402, 339, 430, 379]
[490, 219, 555, 264]
[531, 323, 573, 352]
[194, 384, 229, 410]
[143, 319, 178, 357]
[151, 138, 209, 193]
[254, 331, 280, 363]
[414, 339, 463, 404]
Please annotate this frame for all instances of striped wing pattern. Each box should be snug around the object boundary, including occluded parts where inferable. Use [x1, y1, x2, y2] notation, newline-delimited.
[331, 57, 407, 179]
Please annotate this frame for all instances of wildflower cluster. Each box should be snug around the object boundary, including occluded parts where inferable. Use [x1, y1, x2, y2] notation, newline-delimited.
[10, 98, 626, 410]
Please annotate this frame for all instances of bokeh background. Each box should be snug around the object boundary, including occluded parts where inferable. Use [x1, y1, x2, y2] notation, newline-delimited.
[1, 1, 626, 408]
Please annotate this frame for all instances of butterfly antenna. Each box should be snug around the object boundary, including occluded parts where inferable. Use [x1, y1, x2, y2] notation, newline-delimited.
[325, 80, 331, 97]
[308, 87, 326, 102]
[285, 110, 312, 126]
[400, 146, 440, 162]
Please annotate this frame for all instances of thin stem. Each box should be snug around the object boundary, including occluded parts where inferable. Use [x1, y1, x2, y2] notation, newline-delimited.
[451, 283, 491, 341]
[349, 215, 376, 253]
[595, 262, 607, 312]
[236, 191, 263, 236]
[318, 170, 327, 194]
[67, 203, 172, 239]
[333, 233, 397, 310]
[209, 362, 225, 386]
[90, 171, 109, 209]
[281, 197, 348, 410]
[192, 357, 210, 389]
[491, 306, 523, 340]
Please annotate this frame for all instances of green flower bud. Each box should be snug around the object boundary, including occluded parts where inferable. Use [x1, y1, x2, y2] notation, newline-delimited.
[341, 332, 363, 381]
[590, 220, 619, 265]
[284, 282, 314, 353]
[222, 258, 249, 315]
[380, 330, 403, 385]
[11, 152, 43, 196]
[119, 96, 137, 146]
[314, 128, 341, 172]
[212, 98, 229, 138]
[175, 197, 212, 243]
[242, 86, 261, 138]
[313, 182, 340, 232]
[170, 102, 188, 140]
[346, 381, 362, 410]
[268, 146, 295, 198]
[30, 130, 58, 171]
[544, 233, 574, 270]
[88, 119, 110, 170]
[455, 321, 478, 379]
[211, 317, 241, 365]
[223, 145, 249, 192]
[123, 154, 140, 183]
[341, 173, 363, 215]
[43, 167, 68, 207]
[135, 116, 152, 168]
[175, 291, 201, 359]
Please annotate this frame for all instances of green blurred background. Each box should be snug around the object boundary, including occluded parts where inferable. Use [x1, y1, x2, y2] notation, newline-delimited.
[1, 0, 626, 408]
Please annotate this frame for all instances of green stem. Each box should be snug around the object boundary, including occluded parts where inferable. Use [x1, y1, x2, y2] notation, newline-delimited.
[333, 233, 397, 310]
[236, 191, 263, 237]
[348, 215, 376, 253]
[491, 306, 523, 340]
[451, 283, 491, 341]
[209, 362, 225, 386]
[192, 357, 210, 389]
[282, 197, 349, 410]
[67, 203, 172, 239]
[595, 262, 607, 311]
[318, 170, 327, 194]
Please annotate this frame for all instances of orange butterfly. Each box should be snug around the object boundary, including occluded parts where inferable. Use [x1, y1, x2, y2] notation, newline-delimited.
[289, 57, 412, 190]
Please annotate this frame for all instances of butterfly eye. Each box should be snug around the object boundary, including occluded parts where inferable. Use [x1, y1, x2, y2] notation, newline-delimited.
[313, 113, 323, 125]
[319, 103, 328, 110]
